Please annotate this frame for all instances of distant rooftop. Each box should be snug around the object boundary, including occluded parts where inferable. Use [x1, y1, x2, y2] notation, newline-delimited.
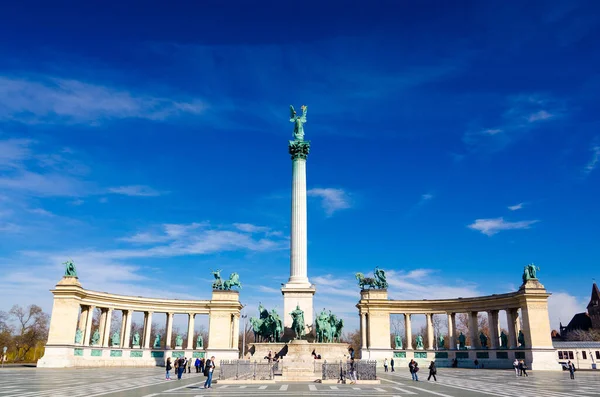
[553, 341, 600, 349]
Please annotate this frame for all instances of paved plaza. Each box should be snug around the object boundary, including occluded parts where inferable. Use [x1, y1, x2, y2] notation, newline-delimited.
[0, 367, 599, 397]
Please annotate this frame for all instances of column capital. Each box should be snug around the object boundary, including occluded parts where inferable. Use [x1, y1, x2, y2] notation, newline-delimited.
[289, 139, 310, 160]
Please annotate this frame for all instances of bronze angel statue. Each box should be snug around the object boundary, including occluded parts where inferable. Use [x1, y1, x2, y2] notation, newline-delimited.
[290, 105, 307, 140]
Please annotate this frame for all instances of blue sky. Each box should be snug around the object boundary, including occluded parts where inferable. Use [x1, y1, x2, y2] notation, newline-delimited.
[0, 0, 599, 332]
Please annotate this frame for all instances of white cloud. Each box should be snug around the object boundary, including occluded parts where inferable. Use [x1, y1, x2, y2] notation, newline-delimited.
[28, 208, 55, 217]
[508, 203, 524, 211]
[307, 188, 351, 216]
[482, 129, 502, 135]
[527, 110, 553, 122]
[584, 144, 600, 174]
[0, 139, 33, 167]
[547, 292, 587, 331]
[233, 223, 271, 233]
[0, 76, 206, 125]
[108, 185, 163, 197]
[258, 286, 280, 294]
[467, 217, 539, 236]
[421, 193, 434, 201]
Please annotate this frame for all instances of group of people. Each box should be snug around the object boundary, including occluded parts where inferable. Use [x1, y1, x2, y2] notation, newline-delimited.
[512, 359, 529, 377]
[165, 355, 216, 388]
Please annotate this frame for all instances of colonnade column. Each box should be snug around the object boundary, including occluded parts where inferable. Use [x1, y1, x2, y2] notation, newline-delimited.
[165, 313, 174, 349]
[506, 309, 517, 348]
[232, 314, 240, 350]
[77, 306, 87, 334]
[426, 313, 434, 350]
[122, 310, 133, 348]
[83, 305, 95, 346]
[98, 309, 107, 346]
[360, 314, 367, 349]
[186, 313, 195, 350]
[447, 313, 456, 349]
[468, 311, 479, 349]
[515, 309, 521, 336]
[143, 312, 153, 349]
[404, 314, 413, 350]
[102, 309, 113, 347]
[119, 310, 127, 347]
[487, 310, 500, 349]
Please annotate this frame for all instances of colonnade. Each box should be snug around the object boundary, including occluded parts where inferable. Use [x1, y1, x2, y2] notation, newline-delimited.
[356, 280, 560, 370]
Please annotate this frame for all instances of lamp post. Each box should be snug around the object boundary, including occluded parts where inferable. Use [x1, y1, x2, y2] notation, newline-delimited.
[241, 305, 248, 359]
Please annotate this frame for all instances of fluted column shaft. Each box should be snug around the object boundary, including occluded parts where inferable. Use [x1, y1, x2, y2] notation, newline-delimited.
[507, 309, 517, 348]
[289, 157, 309, 285]
[122, 310, 132, 348]
[186, 313, 195, 350]
[469, 311, 479, 349]
[360, 314, 367, 349]
[426, 314, 434, 350]
[166, 313, 174, 349]
[102, 309, 113, 347]
[405, 314, 413, 350]
[488, 310, 500, 349]
[83, 306, 95, 346]
[448, 313, 456, 349]
[143, 312, 153, 349]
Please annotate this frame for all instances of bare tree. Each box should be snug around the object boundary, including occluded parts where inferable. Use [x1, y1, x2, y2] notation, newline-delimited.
[342, 329, 361, 358]
[456, 313, 489, 346]
[389, 315, 405, 348]
[9, 305, 49, 361]
[565, 329, 600, 342]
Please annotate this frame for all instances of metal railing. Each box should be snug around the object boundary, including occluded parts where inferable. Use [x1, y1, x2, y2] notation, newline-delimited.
[219, 360, 278, 380]
[321, 360, 377, 381]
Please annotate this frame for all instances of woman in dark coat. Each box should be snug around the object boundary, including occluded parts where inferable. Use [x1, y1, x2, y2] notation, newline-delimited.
[427, 361, 437, 381]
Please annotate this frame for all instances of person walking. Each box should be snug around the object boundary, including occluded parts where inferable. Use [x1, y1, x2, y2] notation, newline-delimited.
[199, 357, 205, 374]
[512, 359, 519, 377]
[204, 356, 216, 389]
[519, 360, 528, 377]
[174, 358, 179, 377]
[187, 357, 192, 373]
[391, 358, 395, 372]
[165, 358, 172, 380]
[567, 360, 575, 380]
[195, 357, 201, 373]
[409, 359, 419, 381]
[384, 358, 389, 372]
[348, 359, 357, 384]
[427, 361, 437, 381]
[177, 357, 185, 380]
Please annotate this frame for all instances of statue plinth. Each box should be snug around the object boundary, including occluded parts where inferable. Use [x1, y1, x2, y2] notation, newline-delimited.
[132, 345, 140, 349]
[519, 279, 546, 292]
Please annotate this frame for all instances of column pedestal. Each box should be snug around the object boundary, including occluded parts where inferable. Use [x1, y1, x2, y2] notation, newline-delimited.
[281, 285, 316, 337]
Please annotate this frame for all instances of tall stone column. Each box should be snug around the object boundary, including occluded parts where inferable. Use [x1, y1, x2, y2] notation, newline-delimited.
[469, 311, 479, 348]
[119, 310, 127, 347]
[186, 313, 195, 350]
[77, 306, 87, 336]
[143, 312, 153, 349]
[83, 305, 95, 346]
[281, 133, 315, 334]
[360, 313, 367, 349]
[165, 312, 174, 349]
[405, 314, 413, 350]
[506, 309, 517, 348]
[447, 313, 456, 349]
[102, 309, 113, 347]
[98, 308, 107, 346]
[122, 310, 132, 348]
[232, 314, 240, 350]
[426, 313, 434, 350]
[487, 310, 500, 349]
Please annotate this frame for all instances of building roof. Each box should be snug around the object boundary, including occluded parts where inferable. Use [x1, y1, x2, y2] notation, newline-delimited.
[587, 282, 600, 310]
[553, 341, 600, 349]
[562, 312, 592, 332]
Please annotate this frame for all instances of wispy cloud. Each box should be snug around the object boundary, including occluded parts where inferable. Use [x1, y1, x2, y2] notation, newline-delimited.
[307, 188, 351, 216]
[108, 185, 164, 197]
[467, 217, 539, 236]
[527, 110, 553, 122]
[584, 143, 600, 175]
[482, 129, 502, 135]
[508, 202, 524, 211]
[406, 193, 434, 216]
[0, 75, 207, 125]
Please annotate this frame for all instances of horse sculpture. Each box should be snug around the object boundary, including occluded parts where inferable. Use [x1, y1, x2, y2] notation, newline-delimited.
[211, 270, 241, 291]
[355, 272, 377, 289]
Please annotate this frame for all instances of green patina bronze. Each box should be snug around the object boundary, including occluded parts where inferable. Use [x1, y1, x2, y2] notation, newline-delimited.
[250, 303, 283, 342]
[500, 331, 508, 348]
[211, 269, 242, 291]
[74, 348, 83, 356]
[355, 267, 388, 290]
[63, 259, 78, 277]
[91, 329, 100, 346]
[192, 351, 205, 358]
[522, 263, 540, 284]
[290, 305, 305, 340]
[394, 334, 402, 349]
[171, 351, 184, 358]
[456, 352, 469, 359]
[458, 332, 466, 349]
[415, 335, 424, 350]
[315, 309, 343, 343]
[289, 105, 307, 141]
[130, 351, 143, 358]
[496, 351, 508, 359]
[110, 350, 122, 357]
[518, 330, 526, 348]
[479, 332, 488, 348]
[476, 352, 489, 359]
[414, 351, 427, 359]
[175, 334, 183, 348]
[394, 351, 406, 358]
[74, 328, 83, 344]
[111, 332, 120, 347]
[150, 351, 164, 358]
[289, 139, 310, 160]
[438, 334, 445, 349]
[435, 352, 448, 358]
[132, 332, 141, 346]
[196, 334, 204, 349]
[91, 349, 102, 356]
[153, 334, 161, 348]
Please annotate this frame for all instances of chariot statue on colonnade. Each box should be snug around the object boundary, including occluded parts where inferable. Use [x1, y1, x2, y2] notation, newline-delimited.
[522, 263, 540, 284]
[211, 269, 242, 290]
[355, 266, 388, 290]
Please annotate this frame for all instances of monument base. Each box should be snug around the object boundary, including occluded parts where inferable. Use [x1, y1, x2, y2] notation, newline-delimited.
[281, 285, 316, 338]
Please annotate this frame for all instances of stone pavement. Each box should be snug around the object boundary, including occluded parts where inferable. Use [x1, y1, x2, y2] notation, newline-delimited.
[0, 367, 599, 396]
